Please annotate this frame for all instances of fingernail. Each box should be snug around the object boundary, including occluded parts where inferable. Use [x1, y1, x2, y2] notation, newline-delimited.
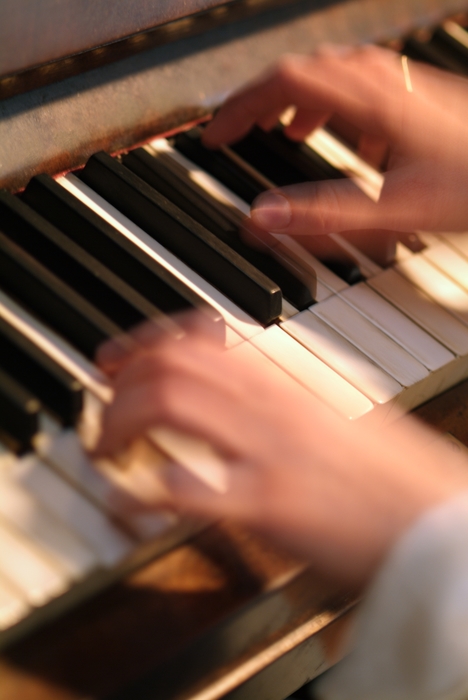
[251, 193, 291, 231]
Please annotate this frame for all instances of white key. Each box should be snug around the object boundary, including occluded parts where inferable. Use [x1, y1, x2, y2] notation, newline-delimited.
[0, 520, 68, 606]
[227, 340, 310, 393]
[329, 233, 382, 278]
[0, 576, 29, 630]
[340, 283, 454, 371]
[36, 430, 172, 541]
[7, 453, 133, 567]
[282, 311, 402, 407]
[368, 269, 468, 356]
[440, 231, 468, 260]
[306, 128, 384, 202]
[395, 255, 468, 326]
[149, 139, 251, 217]
[59, 175, 263, 341]
[394, 241, 414, 262]
[422, 242, 468, 293]
[225, 327, 244, 348]
[250, 325, 373, 420]
[313, 295, 428, 387]
[0, 472, 97, 581]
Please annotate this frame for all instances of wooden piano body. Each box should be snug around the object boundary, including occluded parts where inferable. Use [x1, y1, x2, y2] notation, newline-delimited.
[2, 1, 468, 698]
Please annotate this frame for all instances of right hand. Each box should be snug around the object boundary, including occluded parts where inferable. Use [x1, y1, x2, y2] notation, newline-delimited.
[203, 45, 468, 241]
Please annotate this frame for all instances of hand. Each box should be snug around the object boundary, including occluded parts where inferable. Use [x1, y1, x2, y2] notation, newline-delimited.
[203, 45, 468, 241]
[94, 317, 468, 588]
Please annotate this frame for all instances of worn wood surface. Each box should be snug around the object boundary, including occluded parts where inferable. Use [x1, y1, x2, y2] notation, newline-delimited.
[0, 0, 230, 79]
[1, 0, 466, 193]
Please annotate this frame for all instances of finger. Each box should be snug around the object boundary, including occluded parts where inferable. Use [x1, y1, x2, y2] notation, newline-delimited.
[283, 108, 331, 141]
[248, 174, 435, 236]
[96, 310, 223, 374]
[203, 48, 405, 148]
[357, 133, 390, 169]
[164, 458, 263, 522]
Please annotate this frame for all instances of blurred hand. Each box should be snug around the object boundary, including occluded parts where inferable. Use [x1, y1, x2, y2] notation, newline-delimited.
[95, 318, 468, 588]
[203, 45, 468, 242]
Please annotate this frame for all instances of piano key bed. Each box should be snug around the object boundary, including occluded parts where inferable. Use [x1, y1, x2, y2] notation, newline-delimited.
[3, 17, 468, 653]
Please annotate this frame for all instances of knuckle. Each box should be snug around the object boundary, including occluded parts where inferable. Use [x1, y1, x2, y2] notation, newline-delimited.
[274, 54, 307, 86]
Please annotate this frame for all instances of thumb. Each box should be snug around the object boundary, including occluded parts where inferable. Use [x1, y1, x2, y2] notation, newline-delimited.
[250, 177, 410, 237]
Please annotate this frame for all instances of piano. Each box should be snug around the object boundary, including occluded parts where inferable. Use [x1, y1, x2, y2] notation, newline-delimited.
[2, 1, 468, 698]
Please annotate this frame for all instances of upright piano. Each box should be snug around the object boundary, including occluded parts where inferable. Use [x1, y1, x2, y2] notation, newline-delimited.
[2, 1, 468, 698]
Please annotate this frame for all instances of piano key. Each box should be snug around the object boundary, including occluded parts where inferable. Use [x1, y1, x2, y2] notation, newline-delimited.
[225, 327, 244, 348]
[0, 286, 111, 401]
[305, 127, 384, 203]
[183, 133, 368, 284]
[421, 242, 468, 293]
[403, 33, 467, 73]
[226, 127, 394, 269]
[439, 231, 468, 260]
[312, 295, 429, 387]
[0, 470, 97, 581]
[60, 174, 264, 341]
[249, 325, 374, 420]
[5, 453, 133, 567]
[281, 311, 403, 408]
[0, 367, 40, 453]
[0, 314, 83, 426]
[0, 576, 29, 630]
[79, 152, 282, 326]
[150, 137, 252, 218]
[395, 254, 468, 326]
[173, 129, 264, 205]
[0, 519, 68, 606]
[368, 269, 468, 356]
[0, 191, 149, 333]
[122, 147, 315, 311]
[396, 231, 427, 253]
[230, 126, 344, 187]
[36, 429, 175, 541]
[0, 229, 117, 359]
[434, 20, 468, 65]
[22, 175, 222, 336]
[150, 139, 322, 299]
[339, 283, 454, 371]
[273, 236, 345, 301]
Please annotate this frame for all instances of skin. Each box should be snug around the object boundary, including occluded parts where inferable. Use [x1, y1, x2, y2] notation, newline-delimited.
[94, 46, 468, 589]
[203, 45, 468, 241]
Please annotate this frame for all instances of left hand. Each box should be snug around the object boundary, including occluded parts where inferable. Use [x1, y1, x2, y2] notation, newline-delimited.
[94, 317, 468, 589]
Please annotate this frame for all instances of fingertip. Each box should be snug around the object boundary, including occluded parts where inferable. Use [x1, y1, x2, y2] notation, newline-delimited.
[251, 192, 292, 231]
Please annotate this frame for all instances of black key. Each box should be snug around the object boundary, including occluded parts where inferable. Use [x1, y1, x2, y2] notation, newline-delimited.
[122, 148, 315, 310]
[79, 152, 282, 325]
[230, 126, 344, 187]
[23, 174, 224, 338]
[173, 130, 264, 204]
[0, 315, 82, 425]
[0, 229, 117, 358]
[0, 191, 145, 332]
[0, 367, 39, 454]
[177, 130, 363, 284]
[432, 23, 468, 71]
[397, 232, 427, 253]
[402, 36, 467, 73]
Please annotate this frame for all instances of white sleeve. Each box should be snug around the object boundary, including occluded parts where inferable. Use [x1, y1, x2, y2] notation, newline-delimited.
[316, 491, 468, 700]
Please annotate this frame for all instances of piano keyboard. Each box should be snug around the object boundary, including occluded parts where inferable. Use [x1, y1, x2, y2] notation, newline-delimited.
[2, 16, 468, 649]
